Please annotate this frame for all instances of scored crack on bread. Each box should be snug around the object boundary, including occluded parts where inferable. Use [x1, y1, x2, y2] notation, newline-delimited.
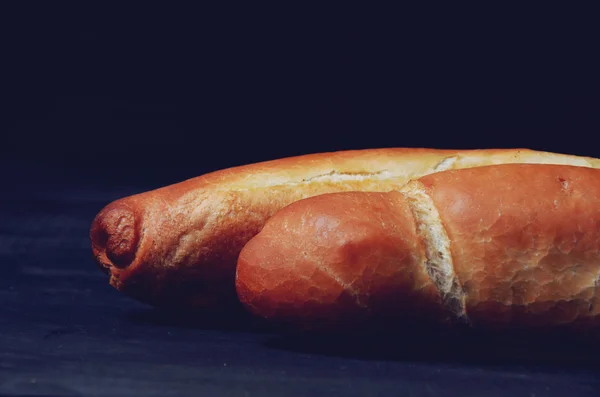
[236, 164, 600, 330]
[420, 164, 600, 328]
[90, 148, 600, 310]
[399, 180, 468, 323]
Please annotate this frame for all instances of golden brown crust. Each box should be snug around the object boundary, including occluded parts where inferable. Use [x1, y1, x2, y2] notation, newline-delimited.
[420, 164, 600, 328]
[90, 148, 600, 309]
[236, 164, 600, 330]
[236, 192, 447, 328]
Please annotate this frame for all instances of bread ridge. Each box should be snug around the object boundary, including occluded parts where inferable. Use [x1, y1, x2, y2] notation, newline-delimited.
[154, 148, 600, 198]
[399, 180, 468, 323]
[235, 190, 446, 326]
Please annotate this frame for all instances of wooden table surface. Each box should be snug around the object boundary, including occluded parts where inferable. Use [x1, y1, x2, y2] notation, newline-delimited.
[2, 160, 600, 397]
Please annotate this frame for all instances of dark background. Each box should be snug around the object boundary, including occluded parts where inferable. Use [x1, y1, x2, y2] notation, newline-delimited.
[4, 3, 598, 187]
[2, 3, 600, 397]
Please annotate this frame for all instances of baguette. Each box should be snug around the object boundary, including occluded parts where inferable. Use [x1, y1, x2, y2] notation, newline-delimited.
[236, 164, 600, 330]
[90, 148, 600, 309]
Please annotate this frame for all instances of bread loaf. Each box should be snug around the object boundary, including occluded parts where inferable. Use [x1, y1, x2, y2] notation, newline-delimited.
[90, 148, 600, 309]
[236, 164, 600, 330]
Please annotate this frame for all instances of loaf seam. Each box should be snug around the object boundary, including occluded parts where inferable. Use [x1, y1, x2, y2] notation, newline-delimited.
[219, 170, 403, 192]
[177, 150, 599, 194]
[399, 181, 469, 323]
[432, 156, 458, 172]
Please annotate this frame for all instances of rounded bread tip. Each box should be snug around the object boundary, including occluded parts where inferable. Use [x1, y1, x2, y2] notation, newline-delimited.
[90, 201, 139, 270]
